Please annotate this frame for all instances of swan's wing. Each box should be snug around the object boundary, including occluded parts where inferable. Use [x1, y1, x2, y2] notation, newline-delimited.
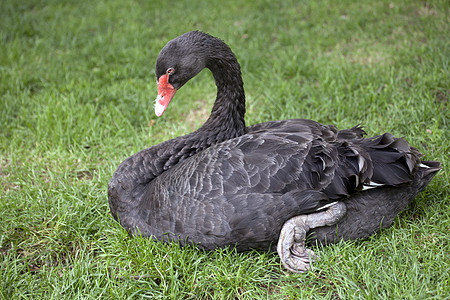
[150, 129, 344, 248]
[139, 122, 426, 248]
[160, 129, 338, 208]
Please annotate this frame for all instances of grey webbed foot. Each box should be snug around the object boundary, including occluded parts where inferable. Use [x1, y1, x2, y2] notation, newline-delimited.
[277, 202, 347, 273]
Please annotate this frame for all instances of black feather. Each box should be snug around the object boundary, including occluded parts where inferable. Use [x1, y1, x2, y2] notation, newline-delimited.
[108, 31, 440, 251]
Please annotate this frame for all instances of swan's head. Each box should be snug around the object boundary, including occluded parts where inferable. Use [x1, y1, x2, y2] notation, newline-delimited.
[154, 31, 211, 117]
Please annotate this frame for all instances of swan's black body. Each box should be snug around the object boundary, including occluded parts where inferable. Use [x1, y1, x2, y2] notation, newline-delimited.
[108, 31, 440, 251]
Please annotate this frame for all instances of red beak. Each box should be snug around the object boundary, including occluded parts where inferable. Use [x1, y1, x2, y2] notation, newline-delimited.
[154, 74, 177, 117]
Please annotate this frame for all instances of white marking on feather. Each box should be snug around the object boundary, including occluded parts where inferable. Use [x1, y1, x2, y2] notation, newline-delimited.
[350, 147, 365, 172]
[362, 181, 385, 190]
[362, 185, 376, 191]
[358, 155, 365, 172]
[419, 163, 431, 168]
[315, 201, 338, 211]
[318, 156, 326, 171]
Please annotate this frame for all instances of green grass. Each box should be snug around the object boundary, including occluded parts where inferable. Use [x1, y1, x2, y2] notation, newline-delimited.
[1, 0, 449, 298]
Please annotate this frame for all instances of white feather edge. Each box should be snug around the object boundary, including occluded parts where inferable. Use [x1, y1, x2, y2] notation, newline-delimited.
[362, 181, 385, 190]
[315, 201, 339, 211]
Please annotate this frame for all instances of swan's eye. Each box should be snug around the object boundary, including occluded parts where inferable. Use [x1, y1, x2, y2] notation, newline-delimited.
[166, 68, 175, 75]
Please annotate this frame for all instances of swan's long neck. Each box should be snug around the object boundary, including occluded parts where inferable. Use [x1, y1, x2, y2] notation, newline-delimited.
[196, 44, 246, 142]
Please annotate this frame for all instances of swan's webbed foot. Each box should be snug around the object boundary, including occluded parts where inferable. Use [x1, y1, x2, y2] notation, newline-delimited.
[277, 218, 316, 273]
[277, 201, 347, 273]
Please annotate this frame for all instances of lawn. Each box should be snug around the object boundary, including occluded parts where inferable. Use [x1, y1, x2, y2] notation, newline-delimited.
[1, 0, 449, 298]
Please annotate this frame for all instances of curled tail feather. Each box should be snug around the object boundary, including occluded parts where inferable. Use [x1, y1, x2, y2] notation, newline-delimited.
[323, 132, 425, 200]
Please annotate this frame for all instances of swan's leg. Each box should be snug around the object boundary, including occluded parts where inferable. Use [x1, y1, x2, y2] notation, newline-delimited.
[277, 201, 347, 273]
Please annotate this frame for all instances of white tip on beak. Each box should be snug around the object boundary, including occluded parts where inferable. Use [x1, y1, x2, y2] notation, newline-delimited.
[154, 95, 166, 117]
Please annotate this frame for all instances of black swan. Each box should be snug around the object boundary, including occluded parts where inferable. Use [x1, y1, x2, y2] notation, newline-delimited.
[108, 31, 441, 273]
